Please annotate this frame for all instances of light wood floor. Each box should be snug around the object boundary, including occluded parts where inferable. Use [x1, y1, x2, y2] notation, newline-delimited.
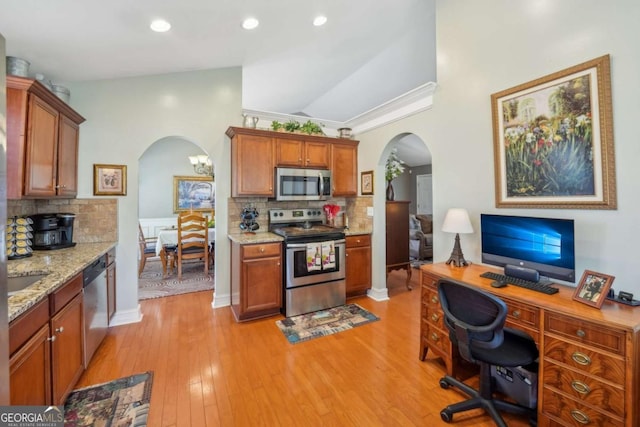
[76, 269, 531, 426]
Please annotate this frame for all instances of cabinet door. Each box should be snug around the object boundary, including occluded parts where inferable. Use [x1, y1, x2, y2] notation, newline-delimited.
[304, 141, 330, 168]
[331, 142, 358, 196]
[50, 292, 84, 405]
[241, 256, 282, 314]
[24, 94, 59, 197]
[276, 138, 304, 167]
[57, 115, 79, 197]
[386, 202, 410, 266]
[107, 261, 116, 324]
[346, 243, 371, 297]
[232, 134, 275, 196]
[9, 324, 52, 405]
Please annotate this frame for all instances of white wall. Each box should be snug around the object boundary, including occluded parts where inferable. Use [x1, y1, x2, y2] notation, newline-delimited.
[67, 67, 241, 321]
[359, 0, 640, 296]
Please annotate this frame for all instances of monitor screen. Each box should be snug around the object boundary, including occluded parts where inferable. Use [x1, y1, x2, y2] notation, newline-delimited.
[480, 214, 576, 283]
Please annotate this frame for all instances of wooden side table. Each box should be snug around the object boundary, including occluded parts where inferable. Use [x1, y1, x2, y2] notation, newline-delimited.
[386, 201, 412, 290]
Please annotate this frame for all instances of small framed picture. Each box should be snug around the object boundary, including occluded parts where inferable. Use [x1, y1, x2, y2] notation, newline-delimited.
[93, 164, 127, 196]
[572, 270, 615, 309]
[361, 170, 374, 195]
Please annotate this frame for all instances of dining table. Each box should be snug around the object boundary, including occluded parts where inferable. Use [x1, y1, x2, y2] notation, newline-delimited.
[155, 227, 216, 277]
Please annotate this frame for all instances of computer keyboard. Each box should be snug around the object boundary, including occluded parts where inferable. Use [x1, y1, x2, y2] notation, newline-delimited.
[480, 271, 559, 295]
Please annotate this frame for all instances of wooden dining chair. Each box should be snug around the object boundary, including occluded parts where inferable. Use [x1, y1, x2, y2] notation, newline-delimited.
[138, 222, 158, 276]
[175, 212, 209, 279]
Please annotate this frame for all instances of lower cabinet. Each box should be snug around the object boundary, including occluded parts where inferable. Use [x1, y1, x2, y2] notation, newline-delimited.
[106, 248, 117, 324]
[9, 273, 85, 405]
[230, 241, 282, 321]
[345, 234, 371, 297]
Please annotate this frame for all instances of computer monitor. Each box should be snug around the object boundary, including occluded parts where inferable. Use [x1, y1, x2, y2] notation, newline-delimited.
[480, 214, 576, 283]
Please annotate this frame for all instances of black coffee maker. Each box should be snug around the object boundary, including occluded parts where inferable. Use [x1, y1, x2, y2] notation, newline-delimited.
[30, 213, 77, 250]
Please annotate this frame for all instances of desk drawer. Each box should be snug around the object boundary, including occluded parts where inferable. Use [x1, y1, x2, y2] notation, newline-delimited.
[421, 271, 438, 288]
[546, 313, 625, 355]
[542, 387, 623, 427]
[425, 324, 450, 354]
[503, 297, 539, 330]
[543, 361, 624, 418]
[544, 336, 624, 384]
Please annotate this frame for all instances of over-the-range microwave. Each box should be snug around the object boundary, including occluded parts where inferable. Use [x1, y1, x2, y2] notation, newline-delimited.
[275, 167, 331, 201]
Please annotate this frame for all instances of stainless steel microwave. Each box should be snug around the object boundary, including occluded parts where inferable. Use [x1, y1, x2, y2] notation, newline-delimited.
[275, 167, 331, 201]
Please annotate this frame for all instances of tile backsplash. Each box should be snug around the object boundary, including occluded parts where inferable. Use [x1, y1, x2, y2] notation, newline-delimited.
[8, 198, 118, 243]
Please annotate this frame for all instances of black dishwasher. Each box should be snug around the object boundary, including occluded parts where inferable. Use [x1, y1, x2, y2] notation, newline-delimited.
[83, 254, 108, 368]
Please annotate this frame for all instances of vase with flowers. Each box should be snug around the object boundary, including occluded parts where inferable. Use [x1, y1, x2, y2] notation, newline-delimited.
[385, 148, 405, 201]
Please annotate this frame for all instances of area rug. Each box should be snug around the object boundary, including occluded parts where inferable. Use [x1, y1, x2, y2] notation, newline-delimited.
[139, 259, 214, 300]
[64, 371, 153, 427]
[276, 304, 380, 344]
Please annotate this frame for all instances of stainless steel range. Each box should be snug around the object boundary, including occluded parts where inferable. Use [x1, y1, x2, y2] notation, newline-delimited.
[270, 208, 346, 317]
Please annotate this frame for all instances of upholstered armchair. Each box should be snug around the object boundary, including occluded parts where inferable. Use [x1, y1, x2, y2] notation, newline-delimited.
[409, 214, 433, 260]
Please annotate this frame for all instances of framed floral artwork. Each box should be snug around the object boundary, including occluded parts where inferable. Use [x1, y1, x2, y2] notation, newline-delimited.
[361, 170, 373, 195]
[93, 164, 127, 196]
[491, 55, 616, 209]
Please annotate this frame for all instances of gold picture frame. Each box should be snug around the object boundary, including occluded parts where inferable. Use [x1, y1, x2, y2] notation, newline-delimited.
[93, 164, 127, 196]
[173, 175, 215, 214]
[491, 55, 616, 209]
[572, 269, 615, 309]
[361, 170, 374, 195]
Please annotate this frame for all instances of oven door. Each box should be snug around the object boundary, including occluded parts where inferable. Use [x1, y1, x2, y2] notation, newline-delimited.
[285, 240, 345, 288]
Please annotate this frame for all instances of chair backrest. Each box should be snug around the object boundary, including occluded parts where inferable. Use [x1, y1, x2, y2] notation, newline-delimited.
[437, 279, 507, 364]
[138, 222, 147, 250]
[177, 212, 209, 256]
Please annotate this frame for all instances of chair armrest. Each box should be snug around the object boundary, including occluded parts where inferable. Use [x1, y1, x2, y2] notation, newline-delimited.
[409, 229, 426, 240]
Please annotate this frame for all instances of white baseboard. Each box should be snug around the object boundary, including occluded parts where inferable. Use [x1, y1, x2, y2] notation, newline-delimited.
[109, 305, 143, 326]
[212, 292, 230, 308]
[367, 287, 389, 301]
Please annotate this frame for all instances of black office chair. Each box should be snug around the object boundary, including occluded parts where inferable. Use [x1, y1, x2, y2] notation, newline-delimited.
[437, 279, 538, 427]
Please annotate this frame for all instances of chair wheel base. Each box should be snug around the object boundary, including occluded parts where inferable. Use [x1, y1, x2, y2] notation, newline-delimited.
[439, 378, 450, 389]
[440, 409, 453, 423]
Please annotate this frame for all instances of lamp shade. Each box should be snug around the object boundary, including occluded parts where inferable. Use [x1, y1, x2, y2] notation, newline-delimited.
[442, 208, 473, 234]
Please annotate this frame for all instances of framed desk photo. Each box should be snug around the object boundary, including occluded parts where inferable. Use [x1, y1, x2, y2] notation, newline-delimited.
[573, 269, 615, 309]
[361, 170, 374, 195]
[173, 175, 215, 213]
[94, 164, 127, 196]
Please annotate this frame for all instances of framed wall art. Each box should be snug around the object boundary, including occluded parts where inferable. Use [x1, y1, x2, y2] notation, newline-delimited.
[93, 164, 127, 196]
[173, 175, 215, 214]
[491, 55, 616, 209]
[361, 170, 374, 195]
[572, 270, 615, 309]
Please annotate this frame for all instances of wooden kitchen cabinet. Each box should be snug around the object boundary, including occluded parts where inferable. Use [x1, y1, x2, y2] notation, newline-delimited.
[345, 234, 371, 297]
[8, 273, 84, 405]
[331, 141, 358, 196]
[276, 137, 330, 169]
[230, 241, 282, 321]
[6, 76, 85, 199]
[227, 127, 275, 197]
[106, 248, 117, 324]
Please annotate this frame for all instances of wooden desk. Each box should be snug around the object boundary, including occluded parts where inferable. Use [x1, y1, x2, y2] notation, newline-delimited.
[420, 262, 640, 427]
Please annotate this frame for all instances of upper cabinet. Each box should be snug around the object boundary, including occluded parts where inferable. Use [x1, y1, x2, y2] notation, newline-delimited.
[227, 126, 358, 198]
[6, 76, 85, 199]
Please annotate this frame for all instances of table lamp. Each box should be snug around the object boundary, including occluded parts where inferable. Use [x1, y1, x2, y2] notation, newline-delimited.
[442, 208, 473, 267]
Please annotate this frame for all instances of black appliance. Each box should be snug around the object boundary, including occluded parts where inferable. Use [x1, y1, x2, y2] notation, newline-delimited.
[30, 213, 77, 250]
[270, 208, 346, 317]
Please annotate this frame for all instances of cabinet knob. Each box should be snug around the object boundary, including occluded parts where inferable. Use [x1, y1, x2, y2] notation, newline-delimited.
[570, 410, 590, 424]
[55, 326, 64, 333]
[277, 262, 280, 266]
[430, 333, 439, 342]
[571, 351, 591, 366]
[512, 310, 520, 319]
[571, 380, 591, 395]
[48, 335, 56, 342]
[431, 313, 440, 322]
[576, 329, 586, 338]
[431, 296, 439, 304]
[54, 185, 61, 189]
[260, 247, 265, 253]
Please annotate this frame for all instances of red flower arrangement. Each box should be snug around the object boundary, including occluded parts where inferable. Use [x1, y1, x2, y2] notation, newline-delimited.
[323, 204, 340, 225]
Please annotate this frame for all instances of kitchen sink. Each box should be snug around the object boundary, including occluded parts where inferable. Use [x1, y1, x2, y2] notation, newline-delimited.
[7, 274, 48, 295]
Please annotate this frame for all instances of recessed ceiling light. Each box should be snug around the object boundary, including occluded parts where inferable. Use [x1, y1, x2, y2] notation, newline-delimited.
[150, 19, 171, 32]
[313, 15, 327, 26]
[242, 17, 259, 30]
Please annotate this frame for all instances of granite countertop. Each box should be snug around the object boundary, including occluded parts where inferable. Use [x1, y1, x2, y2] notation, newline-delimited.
[344, 227, 371, 236]
[228, 231, 284, 244]
[7, 242, 117, 322]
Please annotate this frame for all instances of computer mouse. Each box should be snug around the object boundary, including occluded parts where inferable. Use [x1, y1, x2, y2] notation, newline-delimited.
[491, 280, 508, 288]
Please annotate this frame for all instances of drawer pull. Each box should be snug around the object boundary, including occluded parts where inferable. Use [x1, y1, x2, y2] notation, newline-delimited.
[431, 296, 439, 304]
[571, 380, 591, 395]
[576, 329, 586, 338]
[431, 313, 440, 322]
[512, 310, 520, 319]
[570, 410, 590, 424]
[571, 352, 591, 366]
[430, 333, 439, 342]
